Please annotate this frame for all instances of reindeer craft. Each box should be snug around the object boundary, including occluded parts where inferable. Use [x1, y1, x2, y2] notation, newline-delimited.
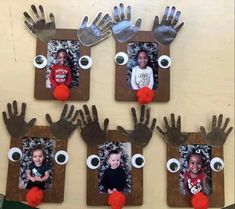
[156, 113, 233, 207]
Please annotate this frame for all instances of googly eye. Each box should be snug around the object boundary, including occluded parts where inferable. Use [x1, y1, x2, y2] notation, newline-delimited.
[166, 158, 180, 173]
[86, 155, 100, 169]
[131, 154, 145, 168]
[210, 157, 224, 172]
[115, 52, 128, 65]
[8, 147, 22, 162]
[55, 150, 69, 165]
[79, 55, 92, 69]
[33, 55, 47, 69]
[158, 55, 171, 69]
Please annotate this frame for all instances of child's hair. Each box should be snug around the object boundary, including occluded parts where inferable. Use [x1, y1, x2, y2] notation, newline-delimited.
[56, 48, 67, 58]
[32, 145, 46, 157]
[108, 149, 120, 157]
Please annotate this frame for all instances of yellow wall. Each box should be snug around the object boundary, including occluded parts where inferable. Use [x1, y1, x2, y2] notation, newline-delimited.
[0, 0, 234, 208]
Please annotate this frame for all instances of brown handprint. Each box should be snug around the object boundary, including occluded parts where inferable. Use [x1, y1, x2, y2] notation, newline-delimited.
[156, 113, 189, 146]
[2, 101, 36, 138]
[200, 114, 233, 147]
[77, 105, 109, 146]
[23, 5, 56, 42]
[117, 105, 156, 147]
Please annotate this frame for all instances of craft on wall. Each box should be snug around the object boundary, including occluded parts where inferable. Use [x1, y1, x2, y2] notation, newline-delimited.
[77, 105, 156, 208]
[114, 6, 183, 104]
[156, 113, 233, 208]
[221, 204, 235, 209]
[24, 5, 112, 101]
[2, 101, 79, 207]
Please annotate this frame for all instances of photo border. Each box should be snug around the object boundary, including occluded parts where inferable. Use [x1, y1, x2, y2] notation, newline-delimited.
[87, 130, 143, 206]
[115, 31, 170, 102]
[6, 126, 68, 203]
[167, 132, 224, 207]
[35, 29, 90, 101]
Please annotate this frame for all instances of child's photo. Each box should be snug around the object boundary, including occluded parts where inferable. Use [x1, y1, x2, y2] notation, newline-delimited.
[19, 137, 55, 190]
[127, 42, 158, 90]
[179, 144, 212, 195]
[98, 142, 132, 194]
[46, 40, 80, 88]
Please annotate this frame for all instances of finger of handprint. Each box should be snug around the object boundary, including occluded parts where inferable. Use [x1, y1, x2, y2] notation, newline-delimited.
[92, 105, 98, 122]
[212, 115, 217, 130]
[78, 110, 87, 125]
[131, 107, 138, 126]
[13, 100, 18, 115]
[175, 22, 184, 32]
[119, 3, 125, 20]
[117, 126, 129, 136]
[98, 14, 110, 28]
[83, 105, 92, 123]
[152, 16, 159, 29]
[101, 21, 113, 33]
[77, 118, 83, 128]
[2, 112, 8, 123]
[150, 118, 157, 131]
[140, 105, 145, 123]
[168, 6, 176, 23]
[172, 11, 181, 26]
[222, 118, 230, 131]
[31, 5, 40, 19]
[81, 16, 88, 28]
[7, 103, 13, 117]
[20, 103, 26, 117]
[45, 114, 53, 125]
[24, 21, 34, 33]
[127, 6, 131, 21]
[38, 5, 45, 19]
[93, 12, 102, 26]
[135, 18, 142, 28]
[113, 6, 120, 22]
[60, 104, 68, 119]
[218, 114, 223, 127]
[164, 116, 170, 128]
[104, 119, 109, 132]
[144, 108, 150, 125]
[23, 12, 35, 25]
[225, 127, 233, 137]
[156, 126, 166, 135]
[200, 126, 207, 137]
[162, 6, 170, 23]
[49, 13, 55, 23]
[71, 110, 79, 123]
[171, 113, 175, 128]
[27, 118, 37, 128]
[176, 115, 181, 130]
[101, 30, 112, 40]
[66, 105, 75, 119]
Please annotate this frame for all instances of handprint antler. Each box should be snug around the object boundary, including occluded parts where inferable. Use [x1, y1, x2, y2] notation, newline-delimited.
[112, 3, 142, 43]
[2, 101, 36, 138]
[23, 5, 56, 42]
[46, 104, 79, 140]
[156, 113, 190, 146]
[77, 105, 109, 146]
[117, 105, 156, 147]
[152, 6, 184, 45]
[77, 13, 113, 46]
[200, 114, 233, 147]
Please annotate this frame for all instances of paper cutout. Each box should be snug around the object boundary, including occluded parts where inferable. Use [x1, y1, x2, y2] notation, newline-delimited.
[152, 6, 184, 45]
[24, 5, 56, 42]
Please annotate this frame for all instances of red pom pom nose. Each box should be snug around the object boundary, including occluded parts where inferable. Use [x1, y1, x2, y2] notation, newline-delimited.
[53, 84, 70, 101]
[136, 87, 155, 104]
[26, 187, 44, 207]
[191, 192, 209, 209]
[108, 191, 126, 209]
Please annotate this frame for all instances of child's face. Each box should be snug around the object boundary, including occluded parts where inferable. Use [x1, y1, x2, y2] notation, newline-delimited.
[57, 51, 67, 65]
[137, 51, 149, 69]
[188, 154, 203, 174]
[108, 153, 121, 169]
[32, 149, 45, 167]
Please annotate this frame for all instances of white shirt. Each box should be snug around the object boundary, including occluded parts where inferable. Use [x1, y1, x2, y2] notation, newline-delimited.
[131, 66, 154, 90]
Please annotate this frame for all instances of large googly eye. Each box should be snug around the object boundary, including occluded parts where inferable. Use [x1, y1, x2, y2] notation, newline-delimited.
[158, 55, 171, 69]
[166, 158, 180, 173]
[55, 150, 69, 165]
[33, 55, 47, 69]
[79, 55, 92, 69]
[131, 154, 145, 168]
[115, 52, 128, 65]
[210, 157, 224, 172]
[8, 147, 22, 162]
[86, 155, 100, 169]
